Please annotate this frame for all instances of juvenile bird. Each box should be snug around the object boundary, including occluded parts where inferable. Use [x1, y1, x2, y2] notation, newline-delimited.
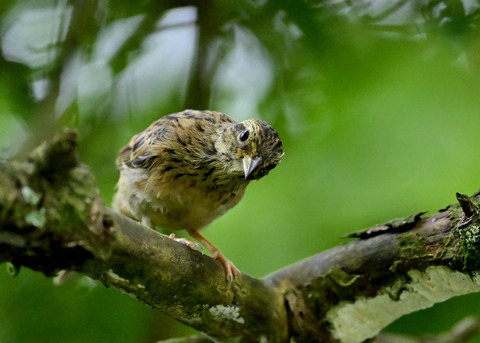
[113, 110, 284, 281]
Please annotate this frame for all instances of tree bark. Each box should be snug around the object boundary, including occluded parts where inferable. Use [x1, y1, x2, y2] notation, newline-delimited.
[1, 129, 480, 343]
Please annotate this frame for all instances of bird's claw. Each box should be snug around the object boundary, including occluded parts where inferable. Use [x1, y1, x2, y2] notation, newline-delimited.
[168, 233, 202, 251]
[213, 252, 241, 283]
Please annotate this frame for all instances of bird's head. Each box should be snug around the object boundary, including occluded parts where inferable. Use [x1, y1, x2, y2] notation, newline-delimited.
[216, 119, 284, 180]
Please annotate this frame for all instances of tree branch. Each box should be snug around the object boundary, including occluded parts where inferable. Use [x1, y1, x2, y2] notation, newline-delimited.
[2, 129, 480, 342]
[264, 195, 480, 342]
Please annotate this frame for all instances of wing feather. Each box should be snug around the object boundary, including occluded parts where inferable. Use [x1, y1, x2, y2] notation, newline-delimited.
[115, 110, 236, 171]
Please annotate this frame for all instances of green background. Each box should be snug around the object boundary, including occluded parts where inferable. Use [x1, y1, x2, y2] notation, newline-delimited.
[1, 0, 480, 341]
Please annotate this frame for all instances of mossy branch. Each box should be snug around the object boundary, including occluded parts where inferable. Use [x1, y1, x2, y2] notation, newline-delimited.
[1, 129, 480, 343]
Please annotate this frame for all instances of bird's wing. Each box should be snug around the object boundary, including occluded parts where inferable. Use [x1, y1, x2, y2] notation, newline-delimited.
[116, 110, 236, 171]
[116, 116, 175, 170]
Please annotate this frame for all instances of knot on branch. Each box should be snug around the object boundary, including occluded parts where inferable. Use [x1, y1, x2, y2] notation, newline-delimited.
[28, 128, 80, 177]
[0, 128, 105, 275]
[456, 193, 479, 219]
[280, 280, 327, 342]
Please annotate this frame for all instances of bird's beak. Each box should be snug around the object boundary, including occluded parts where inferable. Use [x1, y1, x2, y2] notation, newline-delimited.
[243, 156, 263, 179]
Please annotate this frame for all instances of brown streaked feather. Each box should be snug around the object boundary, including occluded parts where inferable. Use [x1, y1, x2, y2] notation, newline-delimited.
[117, 110, 237, 172]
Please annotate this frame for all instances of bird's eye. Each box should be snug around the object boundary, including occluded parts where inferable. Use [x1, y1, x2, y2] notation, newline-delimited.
[239, 130, 250, 142]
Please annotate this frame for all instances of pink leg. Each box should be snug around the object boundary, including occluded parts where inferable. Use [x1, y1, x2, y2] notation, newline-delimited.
[189, 230, 240, 282]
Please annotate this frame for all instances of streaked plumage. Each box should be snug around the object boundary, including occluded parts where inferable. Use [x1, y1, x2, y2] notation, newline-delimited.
[113, 109, 284, 281]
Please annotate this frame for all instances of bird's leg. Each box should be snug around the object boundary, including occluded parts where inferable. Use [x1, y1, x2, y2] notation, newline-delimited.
[168, 233, 201, 251]
[189, 230, 240, 282]
[142, 217, 201, 251]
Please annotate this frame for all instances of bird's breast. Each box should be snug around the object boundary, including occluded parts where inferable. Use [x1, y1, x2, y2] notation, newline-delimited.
[134, 169, 248, 231]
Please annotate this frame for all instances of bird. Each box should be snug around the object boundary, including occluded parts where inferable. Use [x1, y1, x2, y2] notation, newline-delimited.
[113, 109, 284, 281]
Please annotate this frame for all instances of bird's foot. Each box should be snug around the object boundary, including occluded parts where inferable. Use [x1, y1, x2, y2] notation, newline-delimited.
[188, 230, 241, 283]
[168, 233, 202, 251]
[211, 251, 241, 283]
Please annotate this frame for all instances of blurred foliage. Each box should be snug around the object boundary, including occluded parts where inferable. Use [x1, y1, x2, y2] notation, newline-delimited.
[2, 0, 480, 341]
